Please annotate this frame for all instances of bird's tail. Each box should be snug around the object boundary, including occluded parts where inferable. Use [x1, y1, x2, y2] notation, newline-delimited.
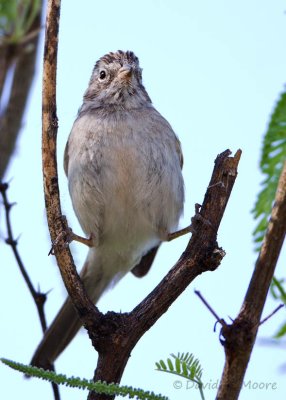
[30, 248, 110, 369]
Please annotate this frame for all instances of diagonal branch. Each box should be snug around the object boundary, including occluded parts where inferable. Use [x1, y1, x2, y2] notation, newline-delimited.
[42, 2, 242, 400]
[0, 181, 60, 400]
[88, 150, 241, 400]
[0, 182, 48, 332]
[217, 160, 286, 400]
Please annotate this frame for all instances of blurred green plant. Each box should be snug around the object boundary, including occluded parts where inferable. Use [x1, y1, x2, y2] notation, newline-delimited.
[253, 90, 286, 246]
[0, 0, 41, 44]
[252, 89, 286, 337]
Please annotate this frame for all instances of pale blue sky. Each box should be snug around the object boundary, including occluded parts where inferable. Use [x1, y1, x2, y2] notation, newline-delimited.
[1, 1, 286, 399]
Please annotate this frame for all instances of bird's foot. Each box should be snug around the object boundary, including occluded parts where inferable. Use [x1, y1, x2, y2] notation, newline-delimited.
[167, 203, 212, 241]
[49, 217, 93, 255]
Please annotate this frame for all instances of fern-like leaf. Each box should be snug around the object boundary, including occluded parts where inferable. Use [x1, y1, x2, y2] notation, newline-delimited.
[1, 358, 168, 400]
[171, 353, 203, 381]
[253, 89, 286, 248]
[155, 352, 204, 399]
[252, 89, 286, 338]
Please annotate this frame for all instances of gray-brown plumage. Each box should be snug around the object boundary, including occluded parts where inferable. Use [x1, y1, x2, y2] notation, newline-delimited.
[31, 50, 184, 369]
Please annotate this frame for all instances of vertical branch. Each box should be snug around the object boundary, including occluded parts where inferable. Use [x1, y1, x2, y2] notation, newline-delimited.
[42, 0, 100, 331]
[217, 161, 286, 399]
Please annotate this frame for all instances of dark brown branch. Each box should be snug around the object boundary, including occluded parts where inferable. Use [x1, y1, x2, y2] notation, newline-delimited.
[42, 0, 103, 332]
[0, 182, 48, 331]
[0, 181, 60, 400]
[86, 150, 241, 400]
[0, 44, 13, 101]
[42, 3, 242, 400]
[217, 160, 286, 400]
[0, 2, 43, 180]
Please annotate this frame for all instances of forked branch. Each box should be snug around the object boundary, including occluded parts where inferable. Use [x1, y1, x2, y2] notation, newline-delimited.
[42, 2, 242, 400]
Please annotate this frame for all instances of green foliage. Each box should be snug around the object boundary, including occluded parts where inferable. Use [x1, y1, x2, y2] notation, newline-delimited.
[1, 358, 168, 400]
[271, 277, 286, 304]
[155, 352, 204, 399]
[0, 0, 40, 44]
[252, 89, 286, 338]
[274, 322, 286, 339]
[253, 90, 286, 247]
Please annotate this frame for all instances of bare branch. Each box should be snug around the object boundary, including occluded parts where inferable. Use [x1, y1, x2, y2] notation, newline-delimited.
[0, 182, 48, 331]
[86, 150, 241, 400]
[0, 181, 60, 400]
[0, 2, 43, 180]
[217, 160, 286, 400]
[42, 0, 103, 335]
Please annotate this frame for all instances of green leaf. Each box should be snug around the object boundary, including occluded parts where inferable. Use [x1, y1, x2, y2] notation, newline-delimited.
[155, 362, 161, 370]
[175, 357, 181, 373]
[274, 322, 286, 339]
[271, 277, 286, 303]
[159, 360, 167, 370]
[1, 358, 168, 400]
[156, 352, 205, 399]
[181, 361, 188, 377]
[252, 90, 286, 248]
[166, 358, 174, 371]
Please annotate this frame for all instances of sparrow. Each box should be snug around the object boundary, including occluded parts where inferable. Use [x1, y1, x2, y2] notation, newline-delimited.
[31, 50, 184, 369]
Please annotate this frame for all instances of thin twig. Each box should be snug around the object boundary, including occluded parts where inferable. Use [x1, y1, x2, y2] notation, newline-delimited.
[0, 182, 48, 331]
[0, 182, 60, 400]
[259, 303, 284, 326]
[195, 290, 227, 327]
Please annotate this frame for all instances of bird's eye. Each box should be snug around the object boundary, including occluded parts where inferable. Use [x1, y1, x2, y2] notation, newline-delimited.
[99, 70, 107, 80]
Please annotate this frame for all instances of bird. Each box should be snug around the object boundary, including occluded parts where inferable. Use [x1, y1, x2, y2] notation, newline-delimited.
[31, 50, 184, 369]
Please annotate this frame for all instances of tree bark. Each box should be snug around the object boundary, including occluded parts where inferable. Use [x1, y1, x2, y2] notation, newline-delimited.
[216, 161, 286, 400]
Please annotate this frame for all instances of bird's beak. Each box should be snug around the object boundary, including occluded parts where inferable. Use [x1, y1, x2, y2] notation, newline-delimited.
[119, 65, 133, 81]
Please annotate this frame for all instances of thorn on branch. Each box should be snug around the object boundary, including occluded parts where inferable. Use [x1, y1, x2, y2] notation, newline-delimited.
[35, 292, 47, 307]
[195, 290, 227, 328]
[5, 238, 18, 246]
[6, 201, 17, 211]
[0, 182, 9, 192]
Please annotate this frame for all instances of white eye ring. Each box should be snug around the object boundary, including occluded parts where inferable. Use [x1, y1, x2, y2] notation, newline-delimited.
[98, 69, 107, 81]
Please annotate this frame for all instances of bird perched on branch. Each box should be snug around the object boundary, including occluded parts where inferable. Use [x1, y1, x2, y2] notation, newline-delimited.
[31, 50, 184, 369]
